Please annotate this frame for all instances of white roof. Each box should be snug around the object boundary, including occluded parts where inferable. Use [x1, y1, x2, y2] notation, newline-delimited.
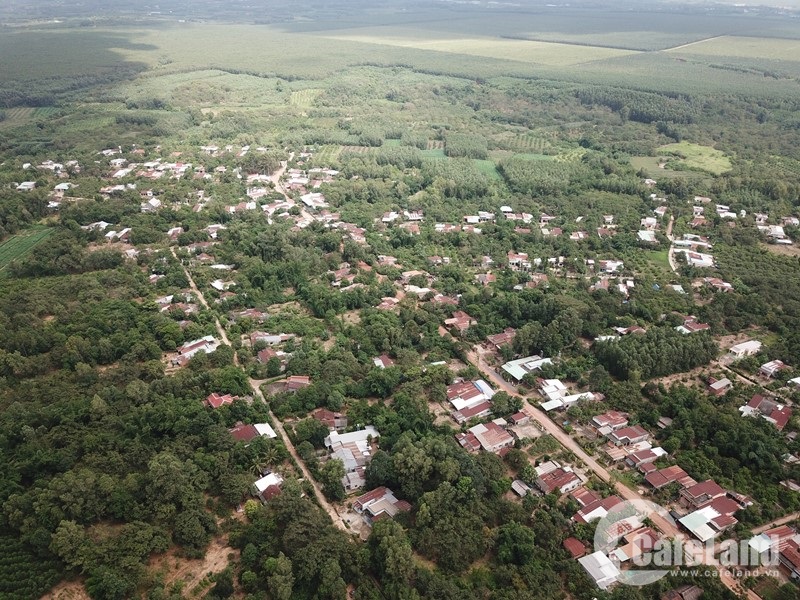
[578, 551, 620, 590]
[748, 534, 773, 554]
[254, 423, 277, 439]
[540, 399, 564, 411]
[324, 426, 380, 448]
[254, 472, 284, 492]
[730, 340, 762, 354]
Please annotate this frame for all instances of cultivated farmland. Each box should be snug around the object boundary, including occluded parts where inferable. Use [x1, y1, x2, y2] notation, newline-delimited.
[0, 227, 54, 273]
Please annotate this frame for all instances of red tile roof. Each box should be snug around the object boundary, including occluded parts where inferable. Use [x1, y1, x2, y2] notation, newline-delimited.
[206, 392, 235, 409]
[563, 537, 586, 559]
[229, 423, 259, 442]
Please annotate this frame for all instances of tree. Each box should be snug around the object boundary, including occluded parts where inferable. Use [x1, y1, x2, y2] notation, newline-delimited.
[208, 569, 234, 599]
[50, 520, 91, 571]
[369, 520, 414, 585]
[319, 459, 346, 501]
[265, 552, 294, 600]
[495, 521, 537, 566]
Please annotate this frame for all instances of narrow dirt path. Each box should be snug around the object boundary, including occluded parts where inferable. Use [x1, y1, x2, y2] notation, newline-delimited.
[249, 378, 350, 533]
[173, 246, 349, 533]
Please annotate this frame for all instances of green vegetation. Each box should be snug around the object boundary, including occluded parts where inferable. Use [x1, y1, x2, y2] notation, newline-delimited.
[658, 142, 733, 175]
[0, 2, 799, 599]
[0, 226, 54, 272]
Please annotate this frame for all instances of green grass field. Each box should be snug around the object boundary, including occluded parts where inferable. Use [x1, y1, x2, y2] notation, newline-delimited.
[666, 35, 800, 61]
[472, 159, 502, 180]
[657, 142, 732, 175]
[0, 227, 54, 273]
[647, 250, 672, 271]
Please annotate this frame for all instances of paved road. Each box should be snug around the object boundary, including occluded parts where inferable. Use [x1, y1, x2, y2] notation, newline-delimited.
[173, 247, 350, 533]
[466, 345, 758, 599]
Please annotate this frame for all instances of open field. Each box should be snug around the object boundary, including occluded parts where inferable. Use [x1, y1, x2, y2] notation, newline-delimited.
[657, 142, 733, 176]
[1, 20, 800, 101]
[322, 28, 641, 67]
[666, 35, 800, 61]
[629, 156, 706, 179]
[0, 227, 54, 273]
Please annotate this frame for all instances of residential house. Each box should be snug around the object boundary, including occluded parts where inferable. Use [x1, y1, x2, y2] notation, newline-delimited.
[780, 539, 800, 579]
[466, 420, 515, 454]
[353, 487, 410, 524]
[675, 249, 715, 268]
[564, 537, 587, 559]
[175, 336, 220, 362]
[748, 525, 796, 563]
[608, 425, 650, 447]
[740, 395, 792, 430]
[645, 465, 695, 490]
[637, 231, 657, 243]
[284, 375, 311, 392]
[324, 427, 380, 491]
[707, 377, 732, 396]
[257, 347, 287, 366]
[205, 393, 236, 409]
[573, 495, 624, 524]
[598, 260, 624, 273]
[475, 272, 496, 286]
[578, 551, 620, 590]
[728, 340, 762, 359]
[500, 355, 553, 382]
[253, 472, 284, 502]
[760, 359, 789, 378]
[512, 480, 532, 497]
[680, 479, 726, 510]
[591, 411, 629, 436]
[507, 251, 531, 271]
[662, 585, 703, 600]
[444, 310, 476, 333]
[373, 354, 395, 369]
[485, 328, 516, 351]
[625, 449, 663, 469]
[447, 380, 495, 412]
[229, 422, 277, 443]
[251, 332, 294, 346]
[703, 277, 733, 292]
[535, 467, 582, 495]
[312, 408, 348, 431]
[641, 217, 658, 230]
[676, 316, 711, 335]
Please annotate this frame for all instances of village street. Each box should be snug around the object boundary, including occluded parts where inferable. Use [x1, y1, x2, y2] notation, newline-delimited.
[173, 246, 350, 534]
[465, 344, 758, 599]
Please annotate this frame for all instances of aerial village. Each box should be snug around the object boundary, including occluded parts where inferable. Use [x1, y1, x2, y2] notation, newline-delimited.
[12, 140, 800, 596]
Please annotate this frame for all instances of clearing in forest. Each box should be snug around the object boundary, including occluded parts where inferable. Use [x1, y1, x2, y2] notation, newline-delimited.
[656, 142, 732, 175]
[0, 227, 54, 272]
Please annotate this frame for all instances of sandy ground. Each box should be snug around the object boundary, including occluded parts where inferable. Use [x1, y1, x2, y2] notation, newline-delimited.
[762, 242, 800, 258]
[41, 581, 90, 600]
[150, 535, 239, 596]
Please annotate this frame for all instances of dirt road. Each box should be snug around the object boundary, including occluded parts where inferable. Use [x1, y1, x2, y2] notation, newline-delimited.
[249, 378, 350, 533]
[751, 512, 800, 535]
[173, 249, 350, 534]
[465, 345, 758, 599]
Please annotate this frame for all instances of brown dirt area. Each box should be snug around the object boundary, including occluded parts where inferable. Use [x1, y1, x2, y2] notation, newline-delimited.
[41, 580, 90, 600]
[762, 242, 800, 258]
[149, 534, 238, 596]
